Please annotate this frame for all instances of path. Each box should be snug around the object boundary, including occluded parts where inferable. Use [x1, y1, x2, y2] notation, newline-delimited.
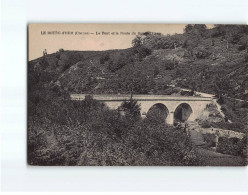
[188, 122, 207, 146]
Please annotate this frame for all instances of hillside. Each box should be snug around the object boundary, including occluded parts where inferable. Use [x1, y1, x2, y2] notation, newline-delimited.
[28, 24, 248, 166]
[28, 25, 248, 125]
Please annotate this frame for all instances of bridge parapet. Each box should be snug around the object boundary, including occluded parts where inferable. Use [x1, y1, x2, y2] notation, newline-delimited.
[70, 94, 213, 102]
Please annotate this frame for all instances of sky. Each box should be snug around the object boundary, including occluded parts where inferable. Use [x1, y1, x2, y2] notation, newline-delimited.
[28, 24, 213, 61]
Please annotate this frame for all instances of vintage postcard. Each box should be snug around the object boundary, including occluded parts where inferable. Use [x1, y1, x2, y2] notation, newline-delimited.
[28, 24, 248, 166]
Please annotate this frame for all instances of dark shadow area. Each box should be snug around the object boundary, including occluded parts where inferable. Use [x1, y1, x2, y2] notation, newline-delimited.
[174, 103, 193, 123]
[146, 103, 169, 123]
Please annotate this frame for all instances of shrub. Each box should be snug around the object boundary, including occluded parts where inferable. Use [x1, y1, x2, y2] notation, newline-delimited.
[163, 87, 180, 95]
[203, 133, 217, 147]
[217, 136, 247, 156]
[217, 97, 225, 104]
[55, 52, 60, 59]
[200, 121, 211, 128]
[241, 101, 248, 108]
[210, 122, 246, 133]
[127, 120, 199, 165]
[134, 45, 152, 61]
[244, 53, 248, 62]
[108, 57, 127, 72]
[28, 88, 199, 166]
[194, 47, 211, 59]
[100, 54, 110, 64]
[164, 60, 175, 70]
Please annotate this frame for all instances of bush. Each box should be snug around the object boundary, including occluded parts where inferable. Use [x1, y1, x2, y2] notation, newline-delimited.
[203, 133, 217, 147]
[217, 136, 247, 156]
[108, 56, 127, 72]
[100, 54, 110, 64]
[134, 45, 152, 61]
[164, 60, 175, 70]
[163, 87, 180, 95]
[127, 120, 199, 165]
[195, 47, 211, 59]
[210, 122, 246, 133]
[28, 87, 199, 165]
[55, 52, 60, 59]
[241, 101, 248, 108]
[200, 121, 211, 128]
[244, 53, 248, 62]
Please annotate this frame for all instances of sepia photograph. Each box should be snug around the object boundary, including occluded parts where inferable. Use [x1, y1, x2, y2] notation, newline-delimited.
[28, 23, 248, 166]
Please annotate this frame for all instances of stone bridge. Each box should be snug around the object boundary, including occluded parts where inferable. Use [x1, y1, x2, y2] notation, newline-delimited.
[71, 94, 213, 125]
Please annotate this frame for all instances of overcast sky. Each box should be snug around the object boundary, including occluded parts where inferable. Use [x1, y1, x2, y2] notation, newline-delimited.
[28, 24, 213, 61]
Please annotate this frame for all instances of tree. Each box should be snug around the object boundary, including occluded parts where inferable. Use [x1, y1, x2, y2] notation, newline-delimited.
[238, 35, 248, 52]
[212, 75, 232, 100]
[120, 98, 141, 120]
[189, 80, 197, 95]
[183, 25, 207, 56]
[214, 25, 245, 49]
[193, 24, 207, 36]
[184, 24, 207, 37]
[184, 24, 194, 33]
[136, 45, 152, 61]
[132, 36, 143, 47]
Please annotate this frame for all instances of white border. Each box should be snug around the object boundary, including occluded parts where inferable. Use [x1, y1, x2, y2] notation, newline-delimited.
[1, 0, 248, 192]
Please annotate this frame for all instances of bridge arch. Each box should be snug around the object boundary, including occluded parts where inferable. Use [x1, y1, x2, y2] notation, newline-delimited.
[174, 103, 193, 124]
[146, 103, 169, 123]
[70, 94, 213, 125]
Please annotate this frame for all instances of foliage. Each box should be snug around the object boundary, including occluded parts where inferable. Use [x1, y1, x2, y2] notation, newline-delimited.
[28, 24, 248, 166]
[194, 46, 212, 59]
[244, 53, 248, 62]
[108, 56, 127, 72]
[218, 98, 248, 127]
[200, 121, 211, 128]
[134, 45, 152, 61]
[132, 35, 143, 47]
[203, 133, 217, 147]
[29, 25, 248, 103]
[216, 135, 247, 157]
[210, 122, 246, 133]
[107, 50, 136, 72]
[126, 120, 199, 166]
[28, 85, 198, 165]
[184, 24, 207, 36]
[120, 98, 141, 121]
[100, 54, 110, 64]
[199, 119, 246, 133]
